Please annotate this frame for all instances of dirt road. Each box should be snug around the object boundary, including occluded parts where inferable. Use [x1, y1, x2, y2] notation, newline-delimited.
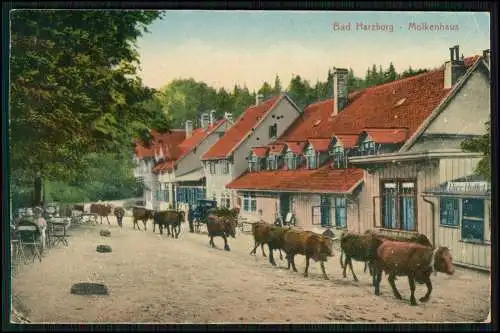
[11, 218, 491, 323]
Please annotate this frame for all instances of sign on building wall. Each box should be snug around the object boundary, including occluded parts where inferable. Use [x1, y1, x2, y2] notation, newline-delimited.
[446, 181, 490, 193]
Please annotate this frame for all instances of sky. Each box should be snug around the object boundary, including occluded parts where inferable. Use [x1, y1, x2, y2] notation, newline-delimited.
[136, 11, 490, 91]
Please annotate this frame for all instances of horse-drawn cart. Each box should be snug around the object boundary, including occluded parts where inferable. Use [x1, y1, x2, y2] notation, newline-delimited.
[192, 199, 217, 233]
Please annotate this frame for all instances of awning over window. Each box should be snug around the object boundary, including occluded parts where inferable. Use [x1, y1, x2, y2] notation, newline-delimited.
[176, 168, 205, 182]
[423, 174, 491, 198]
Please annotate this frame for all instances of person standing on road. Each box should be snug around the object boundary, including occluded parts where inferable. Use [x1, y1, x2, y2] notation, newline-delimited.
[33, 207, 47, 252]
[187, 204, 195, 233]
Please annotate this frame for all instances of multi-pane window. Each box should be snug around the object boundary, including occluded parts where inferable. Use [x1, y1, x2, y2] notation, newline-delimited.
[334, 197, 347, 227]
[223, 160, 230, 174]
[267, 155, 277, 170]
[462, 199, 484, 242]
[358, 139, 376, 156]
[209, 161, 216, 175]
[221, 192, 231, 208]
[440, 198, 459, 227]
[269, 124, 277, 139]
[305, 146, 317, 169]
[284, 150, 296, 170]
[329, 146, 346, 168]
[243, 192, 257, 212]
[381, 180, 417, 231]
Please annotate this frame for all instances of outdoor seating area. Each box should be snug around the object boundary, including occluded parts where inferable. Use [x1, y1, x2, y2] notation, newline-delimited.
[11, 205, 75, 268]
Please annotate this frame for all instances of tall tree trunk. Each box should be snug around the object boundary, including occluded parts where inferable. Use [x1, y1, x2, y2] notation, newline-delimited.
[34, 171, 42, 207]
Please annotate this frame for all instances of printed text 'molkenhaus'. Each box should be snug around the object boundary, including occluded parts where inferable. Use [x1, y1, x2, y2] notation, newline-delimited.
[409, 22, 459, 31]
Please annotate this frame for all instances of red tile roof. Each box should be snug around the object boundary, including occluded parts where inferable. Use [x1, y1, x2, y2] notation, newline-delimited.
[285, 141, 307, 154]
[251, 147, 269, 157]
[136, 120, 226, 174]
[333, 134, 359, 148]
[226, 55, 481, 192]
[361, 128, 408, 144]
[135, 130, 186, 159]
[202, 95, 281, 160]
[268, 143, 286, 154]
[307, 139, 330, 152]
[227, 166, 364, 193]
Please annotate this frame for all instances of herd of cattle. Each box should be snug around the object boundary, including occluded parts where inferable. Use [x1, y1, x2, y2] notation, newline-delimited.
[66, 202, 455, 307]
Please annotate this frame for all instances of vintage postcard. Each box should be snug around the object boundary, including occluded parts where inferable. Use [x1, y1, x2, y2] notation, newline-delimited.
[7, 7, 492, 326]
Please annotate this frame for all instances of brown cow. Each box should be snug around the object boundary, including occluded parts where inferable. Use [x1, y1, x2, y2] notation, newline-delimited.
[266, 225, 290, 267]
[114, 207, 126, 228]
[90, 203, 113, 225]
[283, 230, 334, 279]
[154, 210, 185, 238]
[340, 232, 381, 282]
[249, 222, 284, 262]
[206, 214, 237, 251]
[132, 206, 155, 231]
[372, 240, 455, 306]
[361, 229, 433, 275]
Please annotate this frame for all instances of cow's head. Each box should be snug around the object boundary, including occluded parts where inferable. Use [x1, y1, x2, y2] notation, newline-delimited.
[434, 246, 455, 275]
[316, 236, 334, 261]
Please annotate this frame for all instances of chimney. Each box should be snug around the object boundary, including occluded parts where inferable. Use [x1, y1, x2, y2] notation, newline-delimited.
[444, 45, 466, 89]
[332, 67, 349, 116]
[209, 109, 217, 126]
[224, 112, 233, 124]
[200, 112, 210, 129]
[255, 93, 264, 106]
[185, 120, 193, 139]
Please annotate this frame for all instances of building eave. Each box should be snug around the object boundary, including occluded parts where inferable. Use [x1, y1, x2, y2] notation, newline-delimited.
[227, 179, 364, 195]
[349, 151, 484, 164]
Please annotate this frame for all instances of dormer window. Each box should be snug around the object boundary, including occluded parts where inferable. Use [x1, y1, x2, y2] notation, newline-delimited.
[248, 154, 258, 172]
[329, 146, 346, 169]
[267, 155, 278, 170]
[284, 150, 297, 170]
[305, 146, 317, 169]
[359, 139, 376, 156]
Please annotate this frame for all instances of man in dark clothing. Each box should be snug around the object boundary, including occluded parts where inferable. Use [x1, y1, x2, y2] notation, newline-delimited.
[187, 204, 195, 233]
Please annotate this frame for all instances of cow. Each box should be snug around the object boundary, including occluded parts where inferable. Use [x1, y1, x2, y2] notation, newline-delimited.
[340, 232, 381, 282]
[206, 214, 237, 251]
[153, 210, 185, 238]
[361, 229, 433, 275]
[371, 240, 455, 306]
[90, 203, 113, 225]
[283, 230, 334, 279]
[113, 207, 126, 228]
[249, 221, 282, 260]
[266, 225, 291, 266]
[132, 206, 155, 231]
